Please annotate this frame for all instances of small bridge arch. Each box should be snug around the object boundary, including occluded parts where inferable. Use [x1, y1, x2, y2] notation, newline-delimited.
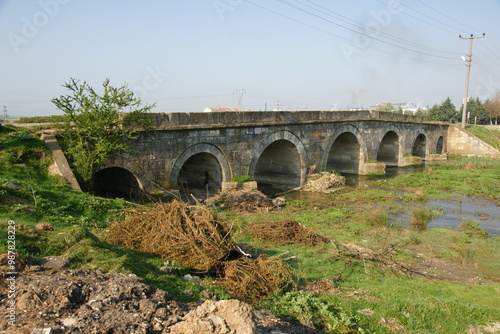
[412, 129, 428, 159]
[93, 167, 143, 200]
[249, 130, 308, 191]
[170, 143, 232, 198]
[323, 124, 367, 174]
[377, 124, 403, 166]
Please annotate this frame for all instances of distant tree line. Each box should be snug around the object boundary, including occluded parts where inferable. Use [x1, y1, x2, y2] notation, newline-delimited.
[377, 92, 500, 125]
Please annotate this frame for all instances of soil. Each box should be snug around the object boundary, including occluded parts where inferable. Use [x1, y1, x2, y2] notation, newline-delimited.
[0, 259, 322, 334]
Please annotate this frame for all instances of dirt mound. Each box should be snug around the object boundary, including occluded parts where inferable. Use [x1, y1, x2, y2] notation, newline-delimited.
[107, 201, 234, 271]
[0, 266, 322, 334]
[302, 172, 345, 193]
[206, 189, 274, 214]
[247, 220, 328, 246]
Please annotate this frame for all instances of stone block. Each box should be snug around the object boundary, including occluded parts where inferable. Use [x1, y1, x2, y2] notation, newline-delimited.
[359, 161, 386, 175]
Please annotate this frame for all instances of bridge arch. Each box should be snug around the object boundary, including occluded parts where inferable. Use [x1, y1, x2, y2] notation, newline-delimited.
[323, 124, 367, 174]
[377, 124, 403, 166]
[170, 143, 231, 198]
[412, 129, 428, 159]
[249, 131, 307, 191]
[93, 167, 143, 200]
[435, 136, 444, 154]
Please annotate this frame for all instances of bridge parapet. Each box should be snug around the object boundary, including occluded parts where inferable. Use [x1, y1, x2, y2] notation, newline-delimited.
[150, 110, 425, 129]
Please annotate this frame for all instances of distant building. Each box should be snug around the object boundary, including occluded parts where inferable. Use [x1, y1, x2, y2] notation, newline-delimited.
[203, 107, 243, 112]
[370, 102, 427, 114]
[393, 102, 420, 114]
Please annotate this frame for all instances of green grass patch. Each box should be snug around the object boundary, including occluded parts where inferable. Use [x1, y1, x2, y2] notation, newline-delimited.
[15, 115, 67, 124]
[230, 175, 254, 182]
[466, 125, 500, 150]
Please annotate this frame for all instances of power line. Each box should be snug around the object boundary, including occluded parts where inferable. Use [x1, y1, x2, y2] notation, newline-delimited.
[300, 0, 461, 57]
[275, 0, 459, 60]
[415, 0, 478, 33]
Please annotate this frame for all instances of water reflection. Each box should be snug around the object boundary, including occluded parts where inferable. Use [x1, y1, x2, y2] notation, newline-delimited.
[295, 163, 500, 235]
[426, 196, 500, 235]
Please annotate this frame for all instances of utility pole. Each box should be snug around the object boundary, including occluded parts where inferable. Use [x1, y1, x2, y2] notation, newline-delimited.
[233, 88, 246, 110]
[2, 106, 7, 122]
[459, 33, 485, 128]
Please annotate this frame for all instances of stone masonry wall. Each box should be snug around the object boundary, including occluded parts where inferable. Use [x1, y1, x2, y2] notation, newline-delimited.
[447, 125, 500, 158]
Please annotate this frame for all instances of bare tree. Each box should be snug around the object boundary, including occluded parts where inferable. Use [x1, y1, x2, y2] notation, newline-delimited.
[484, 91, 500, 125]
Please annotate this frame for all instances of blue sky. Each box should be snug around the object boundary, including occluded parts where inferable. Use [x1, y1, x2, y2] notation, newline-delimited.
[1, 0, 500, 117]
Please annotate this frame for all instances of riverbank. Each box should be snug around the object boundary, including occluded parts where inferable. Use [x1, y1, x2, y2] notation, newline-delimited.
[0, 124, 499, 333]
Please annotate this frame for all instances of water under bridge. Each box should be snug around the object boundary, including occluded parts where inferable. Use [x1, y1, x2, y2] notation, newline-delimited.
[90, 110, 454, 199]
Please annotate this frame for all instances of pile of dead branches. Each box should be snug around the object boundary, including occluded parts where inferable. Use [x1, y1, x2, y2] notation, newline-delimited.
[217, 254, 294, 303]
[107, 200, 294, 302]
[302, 172, 345, 193]
[107, 201, 234, 271]
[206, 189, 274, 214]
[247, 219, 328, 246]
[331, 242, 418, 279]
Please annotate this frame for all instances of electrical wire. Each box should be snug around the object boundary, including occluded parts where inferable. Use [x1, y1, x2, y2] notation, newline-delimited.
[299, 0, 461, 57]
[275, 0, 459, 60]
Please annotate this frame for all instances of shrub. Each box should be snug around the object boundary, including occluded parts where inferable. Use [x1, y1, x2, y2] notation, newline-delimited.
[230, 175, 254, 183]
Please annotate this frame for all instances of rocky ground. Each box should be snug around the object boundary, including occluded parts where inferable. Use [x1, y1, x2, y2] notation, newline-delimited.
[0, 255, 322, 334]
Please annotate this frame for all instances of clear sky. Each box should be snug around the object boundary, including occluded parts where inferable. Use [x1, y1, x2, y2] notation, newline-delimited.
[1, 0, 500, 117]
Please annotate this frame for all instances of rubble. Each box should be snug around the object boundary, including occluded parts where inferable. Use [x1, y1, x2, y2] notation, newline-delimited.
[0, 265, 322, 334]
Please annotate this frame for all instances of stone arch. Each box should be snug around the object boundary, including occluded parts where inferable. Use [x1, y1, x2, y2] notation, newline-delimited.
[412, 129, 428, 159]
[93, 167, 143, 200]
[170, 143, 231, 198]
[377, 124, 403, 166]
[323, 124, 367, 174]
[436, 136, 444, 154]
[248, 131, 308, 191]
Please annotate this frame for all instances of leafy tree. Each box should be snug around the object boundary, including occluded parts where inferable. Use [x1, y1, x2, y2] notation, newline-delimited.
[376, 102, 394, 113]
[484, 91, 500, 125]
[52, 78, 155, 191]
[426, 97, 459, 123]
[460, 98, 489, 125]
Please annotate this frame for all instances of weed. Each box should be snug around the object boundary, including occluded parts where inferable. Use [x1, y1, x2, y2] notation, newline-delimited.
[365, 209, 389, 228]
[230, 175, 254, 182]
[458, 221, 489, 239]
[410, 208, 438, 231]
[259, 290, 371, 333]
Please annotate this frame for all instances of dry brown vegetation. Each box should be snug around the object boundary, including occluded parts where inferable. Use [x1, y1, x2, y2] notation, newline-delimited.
[107, 200, 233, 271]
[217, 254, 294, 303]
[107, 200, 293, 302]
[206, 189, 275, 214]
[247, 219, 328, 246]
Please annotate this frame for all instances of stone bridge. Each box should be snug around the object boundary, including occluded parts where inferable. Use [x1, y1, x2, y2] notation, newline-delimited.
[93, 110, 449, 198]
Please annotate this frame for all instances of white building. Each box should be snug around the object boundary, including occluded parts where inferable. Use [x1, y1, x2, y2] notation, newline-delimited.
[203, 107, 243, 112]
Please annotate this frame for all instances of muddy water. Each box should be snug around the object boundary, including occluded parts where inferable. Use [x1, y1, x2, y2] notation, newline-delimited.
[285, 164, 500, 235]
[389, 196, 500, 235]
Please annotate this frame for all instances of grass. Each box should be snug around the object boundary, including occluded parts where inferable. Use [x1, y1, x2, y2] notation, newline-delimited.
[466, 125, 500, 150]
[230, 175, 254, 182]
[379, 156, 500, 200]
[0, 124, 499, 333]
[15, 115, 67, 124]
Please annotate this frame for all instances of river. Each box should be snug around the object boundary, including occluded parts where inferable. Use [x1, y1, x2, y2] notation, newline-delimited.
[287, 163, 500, 235]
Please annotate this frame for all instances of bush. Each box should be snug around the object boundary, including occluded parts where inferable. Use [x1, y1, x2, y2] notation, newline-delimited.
[230, 175, 254, 183]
